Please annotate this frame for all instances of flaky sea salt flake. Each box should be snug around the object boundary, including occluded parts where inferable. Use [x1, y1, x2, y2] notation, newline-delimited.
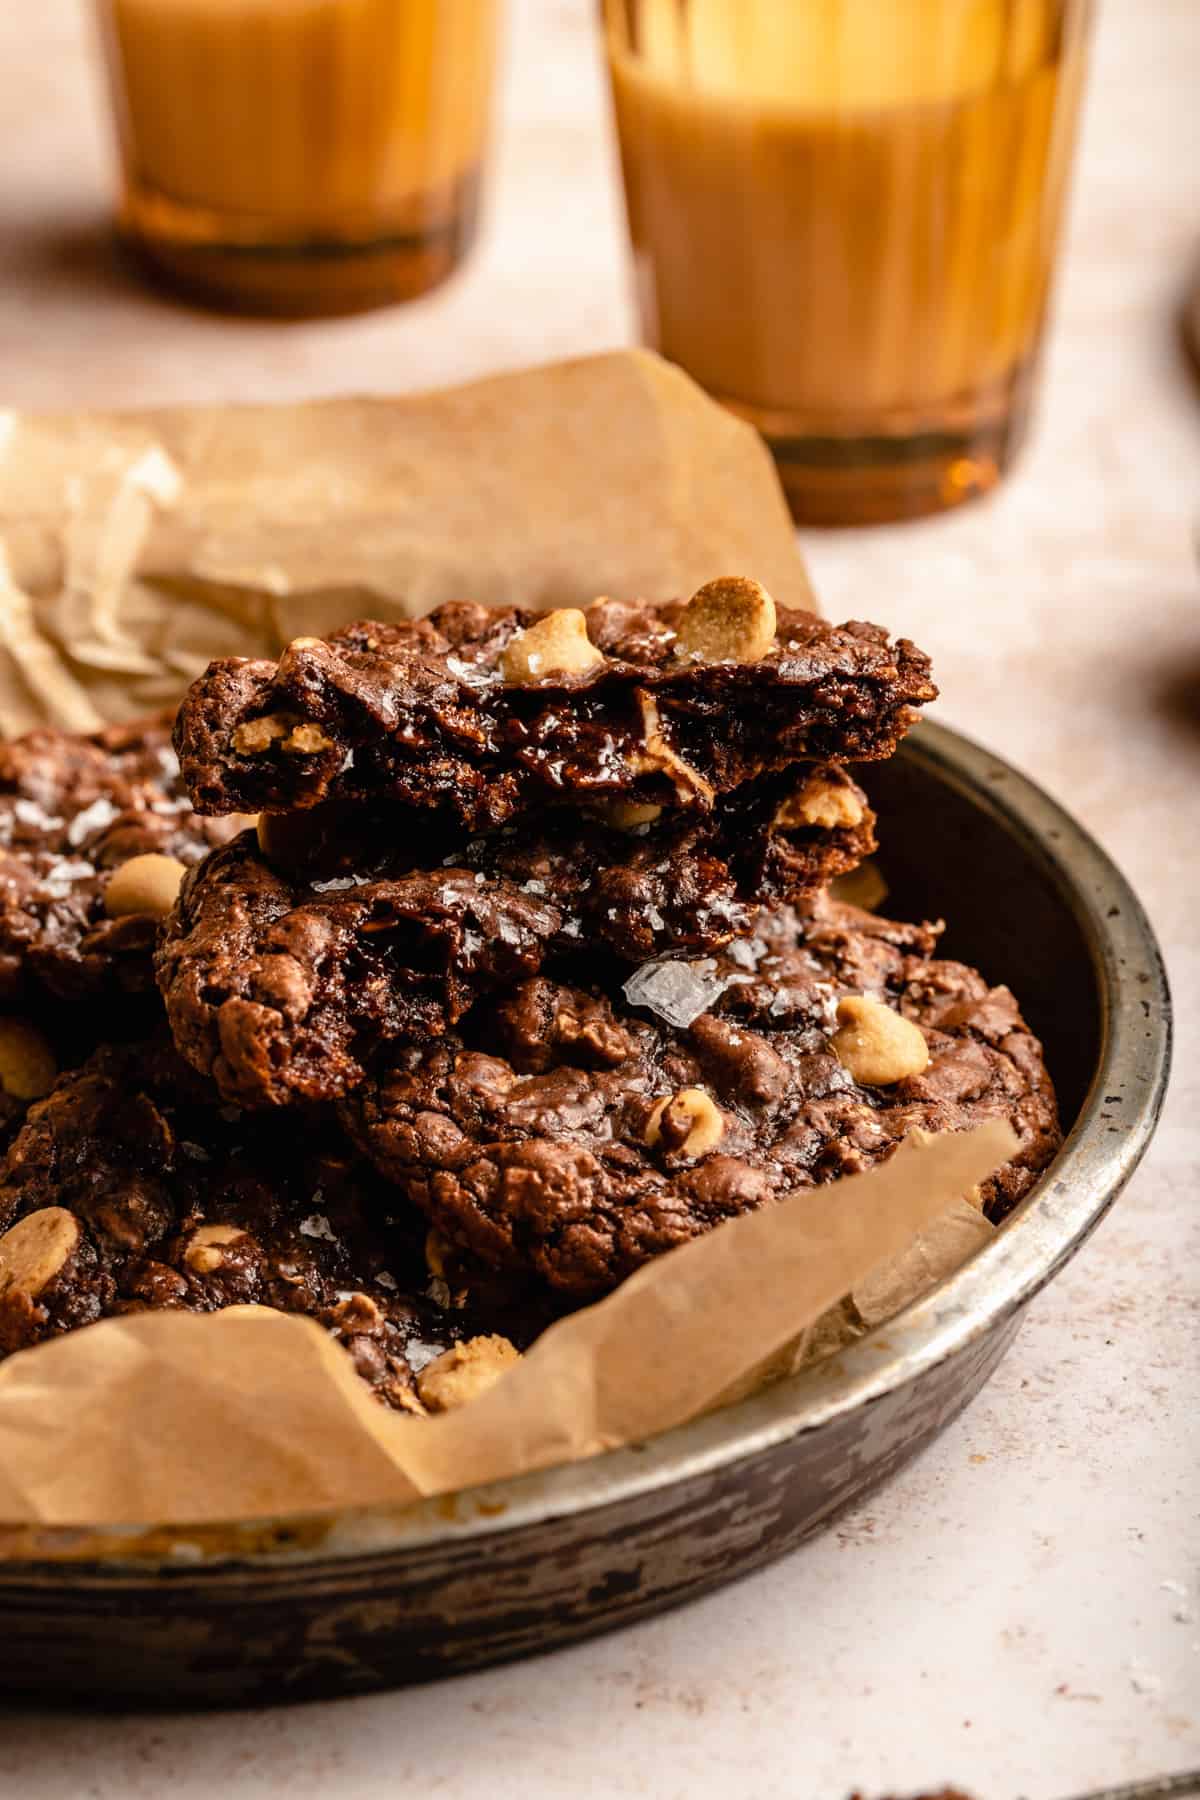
[66, 797, 120, 845]
[622, 956, 729, 1028]
[14, 799, 65, 831]
[299, 1212, 337, 1243]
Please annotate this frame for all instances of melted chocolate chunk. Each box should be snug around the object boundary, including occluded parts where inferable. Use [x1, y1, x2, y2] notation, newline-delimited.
[175, 599, 935, 827]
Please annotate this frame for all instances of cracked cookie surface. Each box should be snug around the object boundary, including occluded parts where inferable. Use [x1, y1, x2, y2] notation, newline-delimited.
[175, 597, 935, 828]
[156, 765, 875, 1109]
[0, 713, 244, 1008]
[340, 896, 1061, 1297]
[0, 1041, 560, 1404]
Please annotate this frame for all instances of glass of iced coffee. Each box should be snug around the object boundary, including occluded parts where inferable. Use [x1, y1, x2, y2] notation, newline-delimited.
[93, 0, 500, 316]
[603, 0, 1093, 525]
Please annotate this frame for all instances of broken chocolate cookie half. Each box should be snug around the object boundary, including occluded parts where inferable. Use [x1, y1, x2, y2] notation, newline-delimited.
[156, 763, 876, 1109]
[175, 584, 936, 828]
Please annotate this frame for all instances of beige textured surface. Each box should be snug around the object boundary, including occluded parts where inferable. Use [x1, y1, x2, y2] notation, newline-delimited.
[0, 0, 1197, 1792]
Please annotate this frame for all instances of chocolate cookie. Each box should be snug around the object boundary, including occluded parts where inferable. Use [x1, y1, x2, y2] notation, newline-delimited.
[0, 1041, 559, 1406]
[156, 765, 875, 1109]
[341, 898, 1061, 1297]
[0, 714, 245, 1007]
[174, 586, 935, 828]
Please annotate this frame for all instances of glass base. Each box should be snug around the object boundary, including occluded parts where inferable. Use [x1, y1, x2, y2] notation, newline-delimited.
[720, 378, 1034, 527]
[114, 171, 482, 318]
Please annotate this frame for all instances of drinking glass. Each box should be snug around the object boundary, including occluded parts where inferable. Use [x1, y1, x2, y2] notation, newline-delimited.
[603, 0, 1093, 524]
[94, 0, 500, 316]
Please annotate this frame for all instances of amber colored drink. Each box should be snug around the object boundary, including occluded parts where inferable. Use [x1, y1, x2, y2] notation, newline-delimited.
[604, 0, 1092, 524]
[95, 0, 499, 315]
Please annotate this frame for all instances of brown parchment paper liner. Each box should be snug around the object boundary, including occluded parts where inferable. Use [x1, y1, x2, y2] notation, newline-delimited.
[0, 349, 998, 1533]
[0, 1126, 1007, 1526]
[0, 348, 815, 736]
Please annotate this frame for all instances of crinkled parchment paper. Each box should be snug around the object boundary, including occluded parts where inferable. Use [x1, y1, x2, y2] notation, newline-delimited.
[0, 350, 1002, 1529]
[0, 347, 814, 735]
[0, 1127, 1005, 1525]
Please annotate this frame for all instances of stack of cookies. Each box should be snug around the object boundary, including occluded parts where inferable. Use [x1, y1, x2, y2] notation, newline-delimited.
[0, 580, 1060, 1411]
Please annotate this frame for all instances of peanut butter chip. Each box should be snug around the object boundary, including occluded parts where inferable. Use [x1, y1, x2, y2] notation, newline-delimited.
[0, 1018, 57, 1100]
[330, 1291, 383, 1331]
[425, 1228, 450, 1280]
[283, 723, 335, 755]
[417, 1334, 520, 1412]
[775, 775, 866, 832]
[829, 861, 889, 914]
[831, 996, 930, 1086]
[645, 1087, 725, 1158]
[104, 853, 187, 919]
[594, 800, 664, 830]
[0, 1207, 80, 1299]
[631, 693, 714, 804]
[232, 715, 291, 755]
[674, 577, 777, 664]
[501, 609, 604, 685]
[256, 809, 319, 864]
[184, 1223, 248, 1274]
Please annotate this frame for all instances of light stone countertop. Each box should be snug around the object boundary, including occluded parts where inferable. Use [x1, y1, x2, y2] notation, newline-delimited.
[1, 1, 1197, 1794]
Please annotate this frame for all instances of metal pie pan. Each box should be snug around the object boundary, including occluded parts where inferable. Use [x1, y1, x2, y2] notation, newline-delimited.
[0, 719, 1172, 1707]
